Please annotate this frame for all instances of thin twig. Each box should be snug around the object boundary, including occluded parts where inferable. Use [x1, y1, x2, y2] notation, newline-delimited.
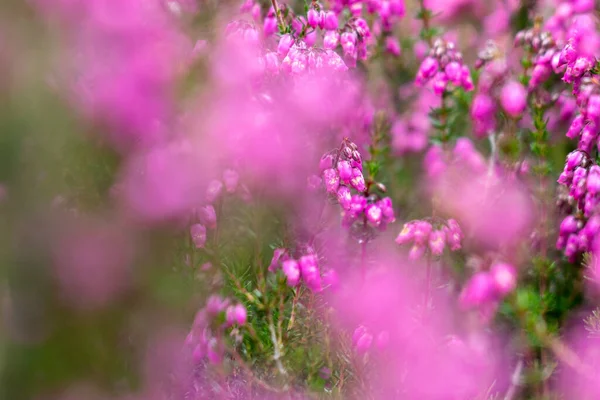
[286, 287, 301, 332]
[503, 358, 523, 400]
[269, 321, 287, 376]
[270, 0, 286, 32]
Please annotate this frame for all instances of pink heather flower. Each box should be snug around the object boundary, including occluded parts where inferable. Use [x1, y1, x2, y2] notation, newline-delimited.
[350, 168, 366, 192]
[323, 31, 340, 49]
[490, 263, 517, 296]
[192, 343, 205, 363]
[413, 221, 432, 245]
[190, 224, 207, 248]
[500, 81, 527, 118]
[366, 203, 383, 226]
[459, 272, 495, 308]
[323, 168, 340, 193]
[337, 186, 352, 210]
[428, 230, 446, 256]
[409, 244, 425, 260]
[350, 195, 367, 214]
[226, 304, 247, 326]
[444, 61, 462, 85]
[396, 223, 415, 244]
[307, 9, 320, 28]
[530, 64, 551, 88]
[432, 72, 448, 96]
[566, 115, 584, 139]
[269, 248, 287, 272]
[445, 219, 463, 251]
[263, 16, 278, 36]
[207, 338, 222, 364]
[300, 254, 322, 292]
[587, 165, 600, 195]
[385, 36, 401, 56]
[304, 30, 317, 47]
[282, 259, 300, 286]
[198, 205, 217, 229]
[471, 93, 495, 121]
[222, 169, 239, 193]
[206, 179, 223, 203]
[566, 151, 584, 170]
[416, 57, 439, 82]
[277, 34, 294, 56]
[379, 197, 395, 223]
[559, 216, 579, 237]
[460, 65, 474, 91]
[206, 295, 228, 314]
[471, 93, 496, 137]
[337, 160, 353, 181]
[323, 11, 338, 30]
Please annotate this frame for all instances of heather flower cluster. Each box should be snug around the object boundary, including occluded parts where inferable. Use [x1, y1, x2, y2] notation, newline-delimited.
[351, 325, 389, 354]
[320, 139, 395, 238]
[186, 295, 247, 365]
[268, 247, 331, 292]
[6, 0, 600, 399]
[415, 38, 474, 96]
[189, 169, 241, 249]
[459, 261, 517, 309]
[395, 218, 462, 259]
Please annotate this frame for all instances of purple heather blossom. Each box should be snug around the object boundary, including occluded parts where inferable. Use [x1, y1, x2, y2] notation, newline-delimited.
[190, 223, 207, 248]
[500, 81, 527, 117]
[282, 259, 301, 287]
[490, 263, 517, 296]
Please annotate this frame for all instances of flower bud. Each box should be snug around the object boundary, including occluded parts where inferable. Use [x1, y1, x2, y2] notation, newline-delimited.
[490, 263, 517, 296]
[337, 160, 353, 181]
[587, 165, 600, 195]
[226, 304, 247, 326]
[337, 186, 352, 210]
[350, 168, 366, 192]
[323, 168, 340, 193]
[206, 180, 223, 203]
[307, 9, 320, 28]
[269, 248, 287, 272]
[277, 34, 294, 56]
[366, 203, 383, 226]
[459, 272, 495, 308]
[323, 11, 338, 30]
[282, 259, 300, 286]
[190, 224, 207, 248]
[500, 81, 527, 117]
[199, 205, 217, 229]
[428, 229, 446, 256]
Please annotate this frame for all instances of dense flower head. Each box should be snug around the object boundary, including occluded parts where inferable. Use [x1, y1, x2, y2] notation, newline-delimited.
[415, 39, 474, 95]
[187, 296, 247, 365]
[319, 139, 396, 240]
[396, 218, 462, 259]
[268, 248, 335, 292]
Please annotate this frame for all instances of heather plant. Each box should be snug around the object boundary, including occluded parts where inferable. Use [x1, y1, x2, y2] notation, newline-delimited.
[2, 0, 600, 399]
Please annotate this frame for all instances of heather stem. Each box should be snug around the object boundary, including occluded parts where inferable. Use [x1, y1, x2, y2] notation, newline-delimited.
[271, 0, 286, 33]
[417, 0, 435, 47]
[503, 358, 523, 400]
